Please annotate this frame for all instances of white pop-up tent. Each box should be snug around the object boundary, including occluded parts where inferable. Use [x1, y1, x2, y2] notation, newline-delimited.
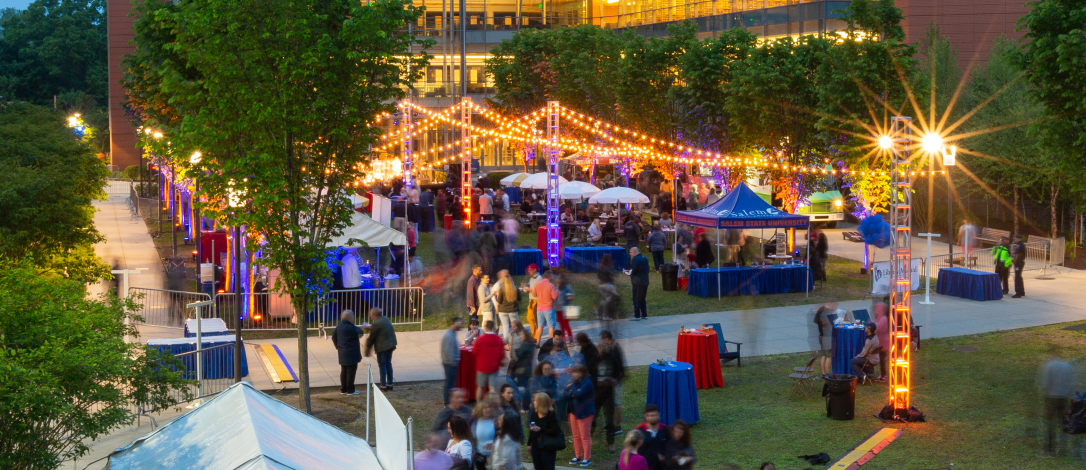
[329, 212, 407, 248]
[328, 212, 413, 287]
[105, 382, 382, 470]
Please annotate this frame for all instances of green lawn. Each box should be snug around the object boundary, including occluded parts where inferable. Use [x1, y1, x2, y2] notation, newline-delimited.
[284, 321, 1086, 469]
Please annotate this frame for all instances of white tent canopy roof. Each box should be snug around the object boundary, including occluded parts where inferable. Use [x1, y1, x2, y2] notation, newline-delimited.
[558, 181, 602, 200]
[328, 212, 407, 248]
[518, 173, 568, 189]
[106, 382, 382, 470]
[588, 186, 650, 204]
[499, 172, 532, 186]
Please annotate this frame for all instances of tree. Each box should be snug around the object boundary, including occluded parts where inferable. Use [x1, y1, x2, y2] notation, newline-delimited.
[0, 0, 107, 106]
[125, 0, 429, 412]
[726, 36, 830, 212]
[962, 36, 1045, 235]
[0, 263, 192, 469]
[0, 102, 109, 283]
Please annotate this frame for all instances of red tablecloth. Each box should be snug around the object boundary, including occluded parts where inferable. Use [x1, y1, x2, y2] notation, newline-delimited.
[456, 346, 494, 401]
[676, 329, 724, 389]
[456, 347, 476, 400]
[444, 214, 453, 231]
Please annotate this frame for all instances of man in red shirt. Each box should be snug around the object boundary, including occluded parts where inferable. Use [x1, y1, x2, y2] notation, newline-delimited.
[473, 320, 506, 400]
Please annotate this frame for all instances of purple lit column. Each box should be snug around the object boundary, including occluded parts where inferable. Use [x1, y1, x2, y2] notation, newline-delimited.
[546, 101, 561, 267]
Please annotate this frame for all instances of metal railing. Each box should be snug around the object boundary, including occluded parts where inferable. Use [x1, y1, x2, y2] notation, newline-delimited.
[104, 178, 133, 199]
[129, 287, 213, 329]
[170, 342, 242, 403]
[211, 287, 426, 332]
[129, 183, 160, 219]
[927, 240, 1054, 274]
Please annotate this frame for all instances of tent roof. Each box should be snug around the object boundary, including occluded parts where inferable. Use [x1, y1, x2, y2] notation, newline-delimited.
[107, 382, 382, 470]
[675, 183, 809, 229]
[328, 212, 407, 247]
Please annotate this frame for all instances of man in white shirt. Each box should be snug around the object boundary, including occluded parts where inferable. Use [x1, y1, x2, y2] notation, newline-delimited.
[479, 191, 494, 221]
[408, 254, 424, 285]
[341, 250, 362, 288]
[498, 189, 510, 212]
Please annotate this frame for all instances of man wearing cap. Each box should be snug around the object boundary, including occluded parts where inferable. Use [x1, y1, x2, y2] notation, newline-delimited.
[1011, 233, 1026, 298]
[991, 236, 1012, 295]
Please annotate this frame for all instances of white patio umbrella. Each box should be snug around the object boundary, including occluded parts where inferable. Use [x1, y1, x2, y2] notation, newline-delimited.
[558, 181, 602, 200]
[587, 186, 650, 204]
[519, 173, 569, 190]
[499, 172, 531, 187]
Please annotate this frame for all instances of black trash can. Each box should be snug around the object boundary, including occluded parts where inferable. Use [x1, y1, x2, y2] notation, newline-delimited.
[822, 374, 857, 420]
[660, 263, 679, 291]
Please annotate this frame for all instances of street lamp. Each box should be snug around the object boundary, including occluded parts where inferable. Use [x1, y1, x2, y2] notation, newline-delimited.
[922, 133, 956, 256]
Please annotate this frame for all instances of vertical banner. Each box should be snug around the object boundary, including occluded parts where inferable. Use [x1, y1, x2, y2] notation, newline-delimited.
[373, 386, 407, 470]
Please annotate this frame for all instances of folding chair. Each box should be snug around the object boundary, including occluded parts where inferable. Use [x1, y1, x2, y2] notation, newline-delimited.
[790, 353, 818, 398]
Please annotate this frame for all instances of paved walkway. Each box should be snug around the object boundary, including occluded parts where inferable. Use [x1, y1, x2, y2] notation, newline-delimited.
[87, 194, 166, 297]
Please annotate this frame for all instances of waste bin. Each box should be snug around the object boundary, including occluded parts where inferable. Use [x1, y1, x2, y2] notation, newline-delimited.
[822, 374, 857, 420]
[661, 263, 679, 291]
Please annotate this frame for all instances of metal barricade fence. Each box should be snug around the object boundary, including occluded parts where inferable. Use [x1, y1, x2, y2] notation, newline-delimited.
[214, 287, 425, 332]
[928, 241, 1050, 274]
[1047, 237, 1066, 272]
[171, 343, 239, 403]
[104, 178, 133, 199]
[128, 287, 212, 328]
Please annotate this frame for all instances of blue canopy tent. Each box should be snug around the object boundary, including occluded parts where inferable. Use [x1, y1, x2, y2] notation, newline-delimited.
[675, 182, 811, 299]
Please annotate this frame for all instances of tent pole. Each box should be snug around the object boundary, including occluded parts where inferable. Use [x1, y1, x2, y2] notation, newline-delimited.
[716, 227, 721, 301]
[806, 223, 810, 298]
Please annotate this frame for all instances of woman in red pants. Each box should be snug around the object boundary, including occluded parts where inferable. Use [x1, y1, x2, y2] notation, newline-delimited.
[554, 274, 574, 342]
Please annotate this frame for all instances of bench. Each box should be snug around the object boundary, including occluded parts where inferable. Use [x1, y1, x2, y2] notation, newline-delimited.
[942, 252, 978, 268]
[1028, 235, 1054, 245]
[255, 344, 298, 385]
[974, 227, 1009, 247]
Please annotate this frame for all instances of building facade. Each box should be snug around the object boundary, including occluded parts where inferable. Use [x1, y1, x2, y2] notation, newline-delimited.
[107, 0, 1029, 173]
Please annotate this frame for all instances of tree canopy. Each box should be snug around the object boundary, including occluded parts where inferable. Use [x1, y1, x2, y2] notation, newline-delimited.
[123, 0, 430, 412]
[0, 102, 109, 282]
[0, 264, 191, 469]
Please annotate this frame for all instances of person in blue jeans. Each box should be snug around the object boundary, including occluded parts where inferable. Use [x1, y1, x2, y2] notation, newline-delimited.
[440, 316, 463, 404]
[646, 222, 667, 272]
[627, 247, 650, 320]
[364, 307, 398, 390]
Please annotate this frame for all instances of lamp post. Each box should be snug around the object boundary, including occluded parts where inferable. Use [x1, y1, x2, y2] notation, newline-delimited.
[923, 133, 956, 256]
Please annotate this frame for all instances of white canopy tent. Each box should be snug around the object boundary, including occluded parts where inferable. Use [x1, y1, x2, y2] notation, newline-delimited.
[328, 212, 412, 287]
[558, 181, 602, 200]
[587, 186, 650, 204]
[499, 172, 532, 187]
[106, 382, 382, 470]
[519, 172, 568, 190]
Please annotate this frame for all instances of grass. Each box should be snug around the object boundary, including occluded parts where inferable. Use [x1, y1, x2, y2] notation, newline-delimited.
[273, 321, 1086, 469]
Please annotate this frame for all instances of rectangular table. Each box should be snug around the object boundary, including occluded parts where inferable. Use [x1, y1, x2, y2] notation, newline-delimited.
[686, 265, 813, 298]
[147, 335, 249, 379]
[936, 267, 1004, 301]
[562, 246, 627, 273]
[511, 248, 543, 275]
[183, 318, 230, 338]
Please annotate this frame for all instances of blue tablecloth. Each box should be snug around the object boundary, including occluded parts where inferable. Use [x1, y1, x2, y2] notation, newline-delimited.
[477, 220, 496, 232]
[936, 267, 1004, 301]
[147, 335, 249, 379]
[832, 326, 868, 375]
[562, 246, 627, 273]
[419, 206, 435, 232]
[504, 186, 522, 203]
[511, 249, 543, 275]
[646, 361, 699, 425]
[686, 265, 813, 298]
[183, 318, 229, 337]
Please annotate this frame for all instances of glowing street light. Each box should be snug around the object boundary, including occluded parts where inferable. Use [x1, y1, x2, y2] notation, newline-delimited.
[921, 133, 943, 154]
[153, 131, 163, 139]
[190, 151, 202, 164]
[878, 135, 893, 150]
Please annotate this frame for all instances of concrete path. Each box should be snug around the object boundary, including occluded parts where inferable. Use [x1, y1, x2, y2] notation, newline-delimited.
[86, 193, 166, 297]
